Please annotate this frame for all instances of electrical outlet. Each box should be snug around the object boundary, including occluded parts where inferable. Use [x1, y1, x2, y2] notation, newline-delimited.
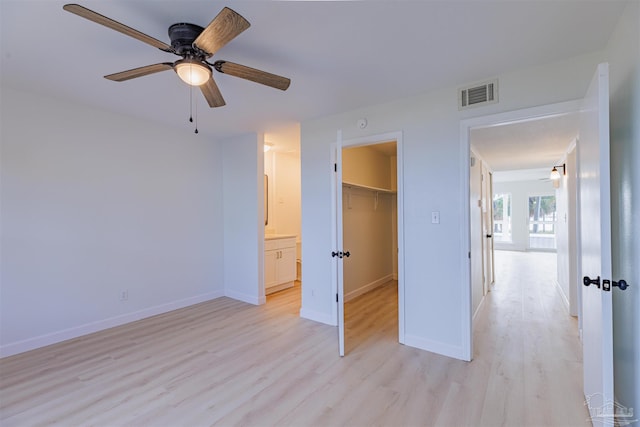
[119, 290, 128, 301]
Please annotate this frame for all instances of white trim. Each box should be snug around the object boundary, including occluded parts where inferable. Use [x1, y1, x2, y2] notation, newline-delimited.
[336, 130, 345, 356]
[300, 307, 336, 326]
[404, 334, 466, 360]
[226, 289, 264, 305]
[257, 135, 266, 305]
[554, 279, 571, 313]
[344, 274, 394, 302]
[460, 99, 582, 363]
[396, 132, 406, 345]
[0, 291, 225, 358]
[330, 142, 339, 331]
[575, 138, 583, 332]
[463, 100, 582, 130]
[472, 294, 486, 323]
[460, 120, 473, 362]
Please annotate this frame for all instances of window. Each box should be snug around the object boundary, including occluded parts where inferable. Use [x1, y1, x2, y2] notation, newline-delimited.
[528, 195, 556, 250]
[493, 193, 512, 242]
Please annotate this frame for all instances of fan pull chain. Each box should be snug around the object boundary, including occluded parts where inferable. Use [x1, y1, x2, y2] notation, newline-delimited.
[189, 84, 194, 123]
[194, 97, 199, 134]
[188, 84, 199, 134]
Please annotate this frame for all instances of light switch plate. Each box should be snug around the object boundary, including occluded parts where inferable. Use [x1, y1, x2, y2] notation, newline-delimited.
[431, 211, 440, 224]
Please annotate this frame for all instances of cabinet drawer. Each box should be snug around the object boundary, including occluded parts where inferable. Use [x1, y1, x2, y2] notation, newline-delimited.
[265, 240, 278, 251]
[275, 238, 296, 249]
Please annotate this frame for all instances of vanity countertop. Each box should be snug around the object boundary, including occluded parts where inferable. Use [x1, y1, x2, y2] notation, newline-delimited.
[265, 234, 297, 240]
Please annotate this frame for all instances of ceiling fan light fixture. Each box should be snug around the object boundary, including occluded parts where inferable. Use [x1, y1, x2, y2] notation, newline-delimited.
[175, 59, 211, 86]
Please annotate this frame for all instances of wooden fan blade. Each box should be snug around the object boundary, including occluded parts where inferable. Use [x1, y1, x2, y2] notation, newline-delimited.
[193, 7, 250, 57]
[105, 63, 173, 82]
[213, 61, 290, 91]
[200, 78, 226, 108]
[63, 4, 172, 52]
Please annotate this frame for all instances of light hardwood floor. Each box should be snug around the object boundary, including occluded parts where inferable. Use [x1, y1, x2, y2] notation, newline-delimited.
[1, 251, 590, 426]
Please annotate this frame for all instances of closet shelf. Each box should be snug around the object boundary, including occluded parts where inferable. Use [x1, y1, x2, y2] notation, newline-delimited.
[342, 180, 396, 194]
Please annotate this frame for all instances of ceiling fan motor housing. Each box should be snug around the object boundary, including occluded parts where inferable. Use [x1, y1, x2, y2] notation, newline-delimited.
[168, 23, 206, 56]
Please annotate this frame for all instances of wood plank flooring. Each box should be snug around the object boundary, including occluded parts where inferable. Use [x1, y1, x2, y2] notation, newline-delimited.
[0, 251, 590, 426]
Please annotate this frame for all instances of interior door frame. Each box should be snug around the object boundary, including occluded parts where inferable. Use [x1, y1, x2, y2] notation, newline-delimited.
[459, 99, 582, 361]
[488, 171, 495, 287]
[331, 130, 406, 348]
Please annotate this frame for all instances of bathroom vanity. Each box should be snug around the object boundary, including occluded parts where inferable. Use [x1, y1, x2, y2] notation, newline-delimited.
[264, 234, 297, 295]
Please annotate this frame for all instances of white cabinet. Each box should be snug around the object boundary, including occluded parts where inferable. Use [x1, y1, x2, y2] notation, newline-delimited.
[264, 235, 297, 295]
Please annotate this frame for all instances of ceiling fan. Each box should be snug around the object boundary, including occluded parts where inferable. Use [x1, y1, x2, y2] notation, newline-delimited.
[62, 4, 291, 108]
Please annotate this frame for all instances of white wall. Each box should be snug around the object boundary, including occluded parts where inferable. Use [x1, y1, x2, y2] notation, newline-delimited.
[492, 179, 555, 252]
[343, 146, 392, 189]
[264, 149, 301, 267]
[342, 186, 394, 300]
[605, 0, 640, 415]
[222, 133, 264, 305]
[555, 146, 578, 315]
[272, 152, 301, 241]
[0, 88, 224, 356]
[300, 50, 604, 360]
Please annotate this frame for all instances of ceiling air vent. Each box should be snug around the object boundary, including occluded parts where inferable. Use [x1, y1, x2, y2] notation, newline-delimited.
[459, 79, 498, 110]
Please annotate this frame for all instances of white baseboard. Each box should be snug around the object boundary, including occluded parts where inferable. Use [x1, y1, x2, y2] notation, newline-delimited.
[344, 274, 393, 302]
[225, 289, 262, 305]
[554, 280, 571, 313]
[404, 334, 467, 361]
[472, 295, 486, 324]
[0, 290, 225, 358]
[299, 307, 336, 326]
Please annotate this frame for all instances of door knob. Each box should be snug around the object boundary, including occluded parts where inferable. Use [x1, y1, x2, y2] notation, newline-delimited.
[613, 279, 629, 291]
[331, 251, 350, 258]
[583, 276, 601, 288]
[486, 234, 492, 238]
[584, 276, 629, 291]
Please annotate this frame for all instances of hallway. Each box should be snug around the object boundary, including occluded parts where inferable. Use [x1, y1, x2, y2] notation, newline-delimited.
[472, 250, 588, 425]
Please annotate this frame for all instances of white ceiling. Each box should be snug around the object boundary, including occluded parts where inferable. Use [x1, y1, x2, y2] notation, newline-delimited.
[1, 1, 626, 148]
[471, 112, 579, 176]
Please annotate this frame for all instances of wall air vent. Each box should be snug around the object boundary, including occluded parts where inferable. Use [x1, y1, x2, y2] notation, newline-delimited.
[459, 79, 498, 110]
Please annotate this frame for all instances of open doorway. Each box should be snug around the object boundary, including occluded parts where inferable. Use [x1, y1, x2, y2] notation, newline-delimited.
[332, 131, 405, 356]
[263, 126, 302, 313]
[462, 100, 582, 359]
[342, 141, 399, 353]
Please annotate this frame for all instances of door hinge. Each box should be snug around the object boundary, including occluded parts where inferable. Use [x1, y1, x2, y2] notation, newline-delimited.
[334, 163, 337, 172]
[468, 252, 471, 259]
[336, 293, 339, 302]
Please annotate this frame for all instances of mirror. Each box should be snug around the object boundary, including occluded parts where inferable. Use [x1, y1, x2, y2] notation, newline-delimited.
[264, 174, 268, 226]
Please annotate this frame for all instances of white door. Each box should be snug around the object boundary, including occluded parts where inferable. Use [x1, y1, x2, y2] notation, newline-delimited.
[469, 153, 484, 313]
[334, 130, 345, 357]
[481, 163, 492, 293]
[579, 62, 614, 426]
[486, 171, 495, 287]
